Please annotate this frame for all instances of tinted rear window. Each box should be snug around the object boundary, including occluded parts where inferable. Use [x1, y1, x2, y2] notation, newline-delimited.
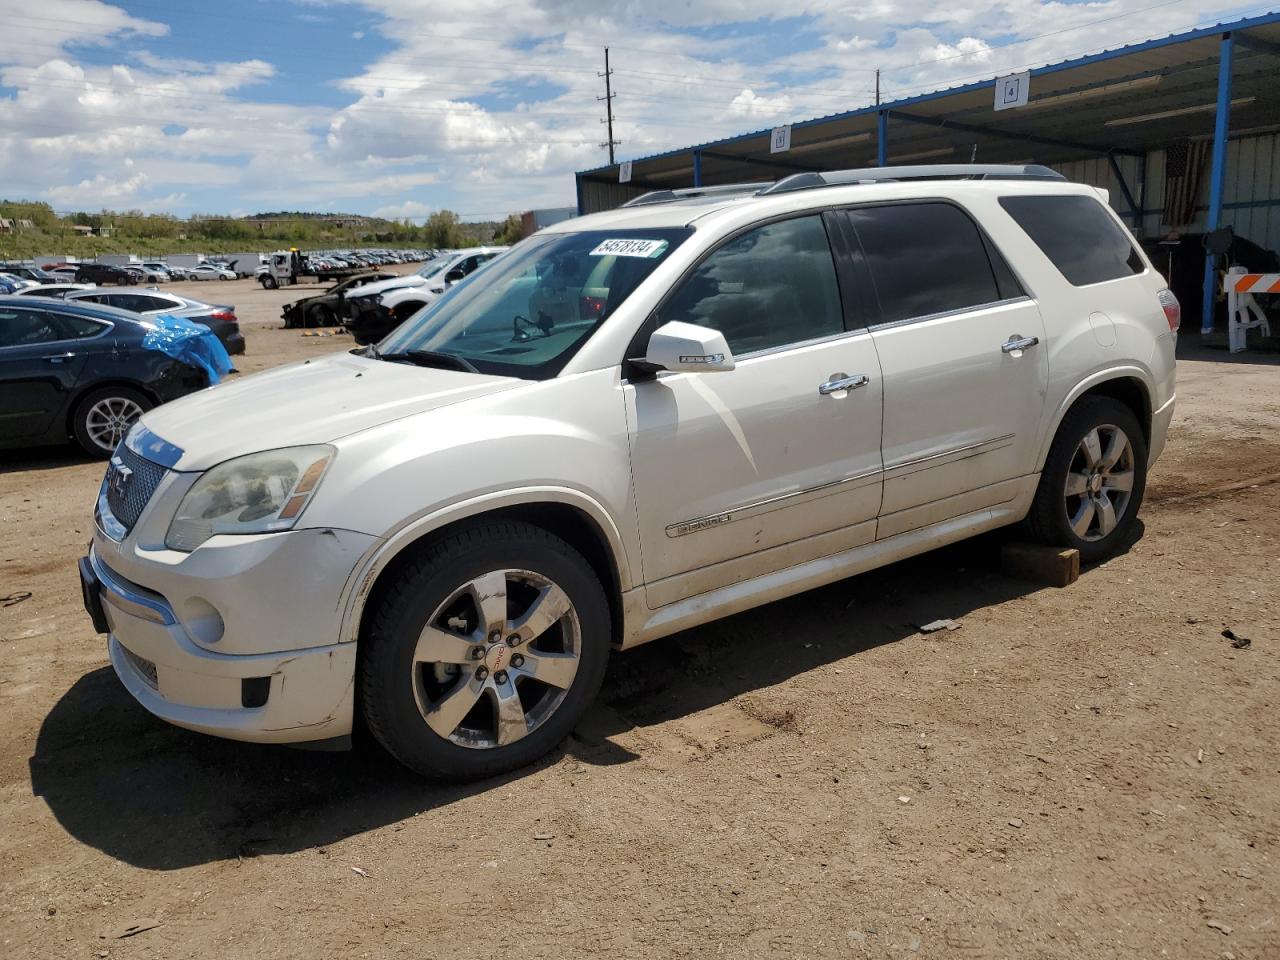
[847, 202, 1008, 324]
[999, 195, 1144, 286]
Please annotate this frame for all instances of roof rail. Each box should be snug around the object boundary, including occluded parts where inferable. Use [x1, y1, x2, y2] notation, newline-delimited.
[621, 182, 766, 207]
[756, 164, 1065, 196]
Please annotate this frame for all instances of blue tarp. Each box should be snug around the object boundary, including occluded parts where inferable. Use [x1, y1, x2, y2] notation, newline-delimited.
[142, 314, 234, 384]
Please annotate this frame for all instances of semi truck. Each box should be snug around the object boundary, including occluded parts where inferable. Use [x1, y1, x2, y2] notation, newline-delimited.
[257, 250, 364, 288]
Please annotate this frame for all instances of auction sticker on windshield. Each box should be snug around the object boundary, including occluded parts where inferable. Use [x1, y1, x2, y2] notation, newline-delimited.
[589, 238, 669, 258]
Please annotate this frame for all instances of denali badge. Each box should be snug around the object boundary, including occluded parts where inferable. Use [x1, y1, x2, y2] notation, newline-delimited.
[667, 513, 732, 537]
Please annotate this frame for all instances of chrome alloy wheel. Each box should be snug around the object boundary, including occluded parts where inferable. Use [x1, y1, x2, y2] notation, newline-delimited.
[412, 569, 581, 749]
[1063, 423, 1136, 542]
[85, 396, 144, 453]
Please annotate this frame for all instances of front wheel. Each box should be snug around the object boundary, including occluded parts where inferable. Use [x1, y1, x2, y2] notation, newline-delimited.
[360, 521, 610, 781]
[1028, 396, 1147, 563]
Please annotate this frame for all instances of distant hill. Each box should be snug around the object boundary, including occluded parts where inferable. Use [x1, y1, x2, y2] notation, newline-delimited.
[0, 200, 505, 259]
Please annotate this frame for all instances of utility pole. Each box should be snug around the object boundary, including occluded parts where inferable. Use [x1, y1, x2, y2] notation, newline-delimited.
[875, 69, 880, 106]
[598, 47, 620, 164]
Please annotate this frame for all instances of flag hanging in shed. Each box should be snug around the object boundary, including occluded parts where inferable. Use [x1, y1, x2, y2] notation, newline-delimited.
[1163, 138, 1209, 227]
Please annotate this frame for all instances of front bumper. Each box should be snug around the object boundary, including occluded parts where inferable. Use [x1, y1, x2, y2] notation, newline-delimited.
[1149, 393, 1175, 466]
[84, 544, 359, 744]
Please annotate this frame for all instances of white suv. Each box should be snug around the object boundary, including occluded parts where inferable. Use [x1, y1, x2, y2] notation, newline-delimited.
[81, 165, 1177, 780]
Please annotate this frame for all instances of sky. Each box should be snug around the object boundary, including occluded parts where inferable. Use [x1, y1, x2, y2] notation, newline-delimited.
[0, 0, 1266, 221]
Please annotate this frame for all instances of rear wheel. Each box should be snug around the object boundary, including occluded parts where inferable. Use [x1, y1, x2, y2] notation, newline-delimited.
[72, 385, 152, 458]
[1028, 396, 1147, 563]
[360, 521, 611, 781]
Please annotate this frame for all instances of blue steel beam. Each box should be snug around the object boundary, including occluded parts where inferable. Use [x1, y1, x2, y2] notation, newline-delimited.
[1202, 33, 1234, 334]
[877, 111, 888, 166]
[693, 150, 702, 187]
[1106, 153, 1141, 226]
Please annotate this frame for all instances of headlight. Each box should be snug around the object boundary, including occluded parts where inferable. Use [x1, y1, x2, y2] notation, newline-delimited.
[165, 445, 334, 552]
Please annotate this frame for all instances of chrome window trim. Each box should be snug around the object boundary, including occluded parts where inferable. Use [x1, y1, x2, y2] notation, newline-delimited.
[867, 296, 1033, 334]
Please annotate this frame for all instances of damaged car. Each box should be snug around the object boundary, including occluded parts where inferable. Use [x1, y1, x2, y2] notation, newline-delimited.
[280, 272, 397, 329]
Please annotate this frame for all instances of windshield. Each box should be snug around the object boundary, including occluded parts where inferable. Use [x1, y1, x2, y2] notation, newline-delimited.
[416, 255, 460, 279]
[379, 228, 691, 380]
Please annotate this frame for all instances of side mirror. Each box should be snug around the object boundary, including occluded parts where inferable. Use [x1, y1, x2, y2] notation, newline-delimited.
[444, 268, 466, 283]
[643, 320, 735, 373]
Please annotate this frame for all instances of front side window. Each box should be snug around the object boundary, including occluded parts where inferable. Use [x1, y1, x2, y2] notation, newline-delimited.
[657, 215, 844, 355]
[847, 202, 1005, 325]
[378, 229, 690, 379]
[999, 194, 1144, 286]
[0, 308, 61, 348]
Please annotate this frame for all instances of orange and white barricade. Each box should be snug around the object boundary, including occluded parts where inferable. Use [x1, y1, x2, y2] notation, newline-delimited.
[1225, 266, 1276, 353]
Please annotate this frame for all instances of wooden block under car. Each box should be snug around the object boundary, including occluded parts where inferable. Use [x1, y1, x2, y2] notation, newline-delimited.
[1000, 542, 1080, 588]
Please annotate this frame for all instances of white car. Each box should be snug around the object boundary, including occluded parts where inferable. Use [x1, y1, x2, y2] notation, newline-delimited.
[81, 165, 1177, 780]
[138, 262, 173, 282]
[188, 264, 236, 281]
[0, 272, 38, 290]
[344, 247, 506, 313]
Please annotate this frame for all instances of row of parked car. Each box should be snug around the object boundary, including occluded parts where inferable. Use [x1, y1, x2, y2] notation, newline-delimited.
[2, 248, 434, 291]
[1, 261, 237, 287]
[302, 249, 433, 274]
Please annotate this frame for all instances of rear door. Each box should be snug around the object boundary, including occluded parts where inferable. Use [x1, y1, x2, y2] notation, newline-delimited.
[838, 201, 1049, 538]
[626, 212, 884, 608]
[0, 306, 91, 442]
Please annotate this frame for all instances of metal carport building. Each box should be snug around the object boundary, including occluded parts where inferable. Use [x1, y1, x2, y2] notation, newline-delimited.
[574, 11, 1280, 333]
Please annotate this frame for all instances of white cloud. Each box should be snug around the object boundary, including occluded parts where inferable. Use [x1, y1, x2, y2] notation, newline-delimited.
[372, 200, 435, 219]
[728, 88, 793, 119]
[0, 0, 1239, 218]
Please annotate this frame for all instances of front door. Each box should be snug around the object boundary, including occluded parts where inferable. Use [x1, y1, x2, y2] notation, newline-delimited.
[626, 213, 884, 609]
[838, 201, 1049, 538]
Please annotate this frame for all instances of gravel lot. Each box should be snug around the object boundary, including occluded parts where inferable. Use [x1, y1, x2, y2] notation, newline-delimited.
[1, 279, 1278, 959]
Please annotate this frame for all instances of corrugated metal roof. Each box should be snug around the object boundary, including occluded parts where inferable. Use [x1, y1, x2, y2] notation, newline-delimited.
[577, 10, 1280, 191]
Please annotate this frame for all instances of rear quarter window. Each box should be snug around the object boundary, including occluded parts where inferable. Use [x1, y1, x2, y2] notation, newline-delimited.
[999, 194, 1145, 286]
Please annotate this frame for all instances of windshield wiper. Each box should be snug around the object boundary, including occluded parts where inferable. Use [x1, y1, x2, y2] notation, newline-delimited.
[378, 349, 477, 373]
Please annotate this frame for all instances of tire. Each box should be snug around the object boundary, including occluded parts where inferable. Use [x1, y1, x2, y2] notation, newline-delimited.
[360, 521, 611, 781]
[261, 275, 278, 290]
[71, 385, 153, 458]
[308, 304, 337, 328]
[1027, 396, 1147, 563]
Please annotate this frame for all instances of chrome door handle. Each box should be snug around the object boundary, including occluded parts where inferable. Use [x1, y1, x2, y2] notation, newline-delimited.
[818, 373, 870, 396]
[43, 353, 76, 364]
[1001, 335, 1039, 354]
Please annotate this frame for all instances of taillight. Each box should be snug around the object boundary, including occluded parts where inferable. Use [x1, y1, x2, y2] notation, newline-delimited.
[210, 310, 235, 321]
[580, 294, 606, 321]
[1157, 289, 1180, 332]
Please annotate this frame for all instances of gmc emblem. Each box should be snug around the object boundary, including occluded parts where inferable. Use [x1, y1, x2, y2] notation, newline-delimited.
[107, 458, 133, 501]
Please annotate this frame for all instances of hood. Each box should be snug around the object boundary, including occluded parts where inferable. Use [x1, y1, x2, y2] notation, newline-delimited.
[345, 273, 429, 300]
[136, 351, 521, 471]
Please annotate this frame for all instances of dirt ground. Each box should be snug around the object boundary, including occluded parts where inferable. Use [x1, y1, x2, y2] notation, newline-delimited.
[1, 280, 1278, 959]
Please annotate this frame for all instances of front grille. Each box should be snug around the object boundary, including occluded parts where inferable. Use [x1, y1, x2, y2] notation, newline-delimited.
[104, 443, 168, 534]
[119, 643, 159, 689]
